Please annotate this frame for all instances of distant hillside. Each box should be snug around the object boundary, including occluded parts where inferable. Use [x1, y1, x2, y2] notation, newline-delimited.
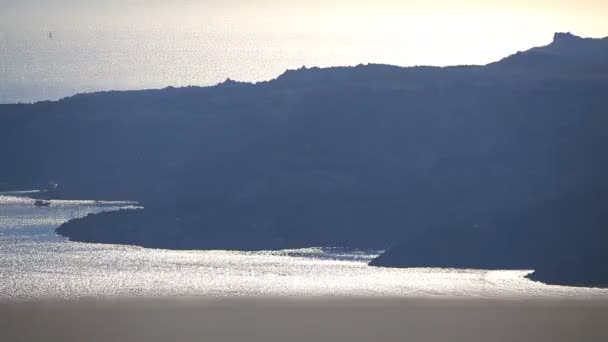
[1, 33, 608, 257]
[505, 32, 608, 63]
[370, 192, 608, 287]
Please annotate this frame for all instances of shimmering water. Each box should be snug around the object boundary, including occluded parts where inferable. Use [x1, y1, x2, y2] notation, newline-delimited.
[0, 25, 534, 104]
[0, 28, 412, 104]
[1, 195, 607, 299]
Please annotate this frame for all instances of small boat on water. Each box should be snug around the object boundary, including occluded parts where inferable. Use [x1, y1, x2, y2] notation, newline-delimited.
[34, 199, 51, 207]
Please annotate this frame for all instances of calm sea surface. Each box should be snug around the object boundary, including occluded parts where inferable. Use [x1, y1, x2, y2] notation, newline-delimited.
[0, 28, 411, 104]
[1, 195, 607, 299]
[0, 26, 522, 104]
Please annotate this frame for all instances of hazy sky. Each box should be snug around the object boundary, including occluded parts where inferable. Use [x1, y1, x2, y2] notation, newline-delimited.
[2, 1, 607, 65]
[3, 0, 608, 33]
[1, 0, 608, 102]
[3, 1, 607, 45]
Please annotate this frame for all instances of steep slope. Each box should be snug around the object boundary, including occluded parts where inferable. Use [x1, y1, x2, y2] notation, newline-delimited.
[1, 33, 607, 253]
[370, 192, 608, 287]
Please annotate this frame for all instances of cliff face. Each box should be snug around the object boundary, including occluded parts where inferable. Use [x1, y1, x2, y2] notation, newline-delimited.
[370, 192, 608, 287]
[3, 33, 608, 254]
[526, 260, 608, 288]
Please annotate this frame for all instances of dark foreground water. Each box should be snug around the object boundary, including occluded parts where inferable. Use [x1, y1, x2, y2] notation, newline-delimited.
[1, 195, 607, 299]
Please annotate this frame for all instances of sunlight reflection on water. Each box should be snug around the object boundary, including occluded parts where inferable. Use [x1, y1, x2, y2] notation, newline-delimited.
[1, 196, 607, 299]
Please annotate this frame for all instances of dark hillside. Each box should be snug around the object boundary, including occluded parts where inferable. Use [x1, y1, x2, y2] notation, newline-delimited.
[1, 34, 607, 262]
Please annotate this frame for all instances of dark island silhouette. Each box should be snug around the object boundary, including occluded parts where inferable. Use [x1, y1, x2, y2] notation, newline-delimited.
[2, 32, 608, 287]
[369, 192, 608, 288]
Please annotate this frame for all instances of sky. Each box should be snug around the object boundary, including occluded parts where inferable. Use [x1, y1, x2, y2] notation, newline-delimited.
[2, 1, 608, 29]
[2, 1, 608, 51]
[1, 0, 608, 102]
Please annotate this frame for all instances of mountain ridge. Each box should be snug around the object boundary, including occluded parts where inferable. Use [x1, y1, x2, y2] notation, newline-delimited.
[1, 32, 608, 286]
[7, 32, 603, 106]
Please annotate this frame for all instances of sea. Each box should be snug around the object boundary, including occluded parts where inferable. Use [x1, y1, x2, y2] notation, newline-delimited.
[1, 195, 607, 299]
[0, 25, 524, 104]
[0, 28, 390, 104]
